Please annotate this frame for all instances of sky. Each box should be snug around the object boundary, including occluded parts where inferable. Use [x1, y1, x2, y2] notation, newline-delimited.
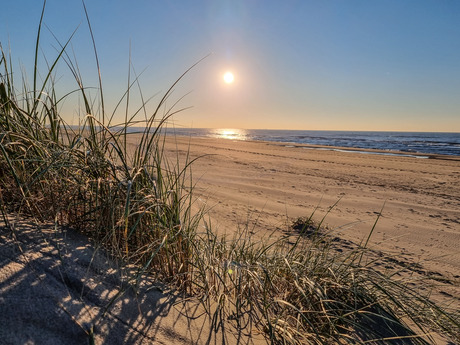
[1, 0, 459, 132]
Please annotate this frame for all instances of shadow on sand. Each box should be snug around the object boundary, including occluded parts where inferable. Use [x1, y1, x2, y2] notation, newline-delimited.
[0, 219, 259, 345]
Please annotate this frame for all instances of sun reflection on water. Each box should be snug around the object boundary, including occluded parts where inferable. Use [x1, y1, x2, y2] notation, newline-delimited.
[211, 129, 248, 141]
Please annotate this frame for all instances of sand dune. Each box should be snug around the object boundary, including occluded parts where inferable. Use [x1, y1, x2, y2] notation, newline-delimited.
[0, 220, 264, 345]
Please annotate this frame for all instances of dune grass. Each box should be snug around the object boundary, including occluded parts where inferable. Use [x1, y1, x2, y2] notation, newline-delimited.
[1, 3, 459, 344]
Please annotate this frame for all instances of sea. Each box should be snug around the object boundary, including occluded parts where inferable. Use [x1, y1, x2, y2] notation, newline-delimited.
[161, 128, 460, 157]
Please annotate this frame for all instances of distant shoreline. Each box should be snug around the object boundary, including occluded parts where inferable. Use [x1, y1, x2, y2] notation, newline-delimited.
[263, 141, 460, 161]
[68, 125, 460, 158]
[160, 128, 460, 158]
[166, 131, 460, 161]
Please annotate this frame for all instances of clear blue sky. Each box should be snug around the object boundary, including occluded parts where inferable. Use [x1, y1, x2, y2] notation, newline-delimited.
[1, 1, 459, 131]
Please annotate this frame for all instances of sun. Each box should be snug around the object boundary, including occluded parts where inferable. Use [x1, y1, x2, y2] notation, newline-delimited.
[223, 72, 234, 84]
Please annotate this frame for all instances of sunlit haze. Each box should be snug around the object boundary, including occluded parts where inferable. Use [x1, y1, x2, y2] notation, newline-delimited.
[223, 72, 234, 84]
[1, 1, 459, 132]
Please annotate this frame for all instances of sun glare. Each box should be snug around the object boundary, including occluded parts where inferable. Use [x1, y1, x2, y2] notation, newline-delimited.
[213, 129, 247, 140]
[223, 72, 234, 84]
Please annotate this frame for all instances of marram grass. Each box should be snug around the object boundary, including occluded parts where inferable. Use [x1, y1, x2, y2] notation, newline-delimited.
[0, 4, 459, 344]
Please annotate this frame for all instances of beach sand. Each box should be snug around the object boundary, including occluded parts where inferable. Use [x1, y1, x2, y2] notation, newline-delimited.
[0, 220, 266, 345]
[1, 134, 459, 344]
[162, 135, 460, 305]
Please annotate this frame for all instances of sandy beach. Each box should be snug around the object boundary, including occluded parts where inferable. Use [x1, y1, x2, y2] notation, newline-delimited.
[162, 135, 460, 303]
[2, 133, 459, 344]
